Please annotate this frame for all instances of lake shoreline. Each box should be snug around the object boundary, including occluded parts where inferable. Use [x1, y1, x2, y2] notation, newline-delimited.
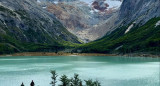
[0, 52, 159, 58]
[0, 52, 116, 57]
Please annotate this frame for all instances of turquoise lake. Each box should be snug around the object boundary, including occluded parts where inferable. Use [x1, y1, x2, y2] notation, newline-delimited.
[0, 56, 159, 86]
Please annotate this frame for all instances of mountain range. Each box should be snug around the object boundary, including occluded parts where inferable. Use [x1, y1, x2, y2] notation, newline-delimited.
[0, 0, 80, 54]
[76, 0, 160, 54]
[37, 0, 122, 42]
[0, 0, 160, 55]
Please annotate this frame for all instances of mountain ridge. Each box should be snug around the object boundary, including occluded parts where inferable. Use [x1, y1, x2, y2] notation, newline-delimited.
[0, 0, 160, 55]
[38, 0, 122, 42]
[75, 0, 160, 54]
[0, 0, 80, 54]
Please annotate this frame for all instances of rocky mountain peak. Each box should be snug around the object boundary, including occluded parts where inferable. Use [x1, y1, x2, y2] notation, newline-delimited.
[37, 0, 122, 42]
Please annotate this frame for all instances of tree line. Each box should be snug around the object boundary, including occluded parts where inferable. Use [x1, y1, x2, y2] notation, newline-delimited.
[21, 70, 101, 86]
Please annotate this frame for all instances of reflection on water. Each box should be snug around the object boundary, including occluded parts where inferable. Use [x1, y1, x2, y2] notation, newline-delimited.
[0, 56, 159, 86]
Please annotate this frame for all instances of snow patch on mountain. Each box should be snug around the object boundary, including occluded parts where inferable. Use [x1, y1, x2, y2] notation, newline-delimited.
[54, 1, 59, 4]
[125, 22, 136, 34]
[155, 20, 160, 27]
[37, 0, 123, 42]
[80, 0, 122, 8]
[79, 0, 122, 13]
[105, 0, 122, 9]
[79, 0, 94, 5]
[37, 0, 41, 3]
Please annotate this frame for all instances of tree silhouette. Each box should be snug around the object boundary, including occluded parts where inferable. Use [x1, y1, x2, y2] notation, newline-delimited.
[21, 82, 24, 86]
[85, 79, 101, 86]
[70, 74, 82, 86]
[49, 70, 101, 86]
[50, 70, 58, 86]
[30, 80, 35, 86]
[59, 75, 70, 86]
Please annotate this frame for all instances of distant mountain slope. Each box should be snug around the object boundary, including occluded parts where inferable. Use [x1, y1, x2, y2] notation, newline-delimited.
[0, 0, 80, 54]
[76, 0, 160, 54]
[37, 0, 122, 42]
[78, 17, 160, 54]
[85, 0, 160, 41]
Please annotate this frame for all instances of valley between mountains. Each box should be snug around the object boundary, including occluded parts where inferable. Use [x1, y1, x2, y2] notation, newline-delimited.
[0, 0, 160, 56]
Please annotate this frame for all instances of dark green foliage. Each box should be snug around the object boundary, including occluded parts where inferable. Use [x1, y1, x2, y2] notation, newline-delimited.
[21, 82, 24, 86]
[51, 70, 58, 86]
[0, 43, 19, 54]
[1, 4, 159, 55]
[30, 80, 35, 86]
[0, 5, 80, 55]
[0, 31, 65, 54]
[59, 75, 70, 86]
[70, 74, 82, 86]
[0, 33, 23, 54]
[50, 71, 101, 86]
[78, 17, 160, 54]
[0, 15, 79, 54]
[85, 79, 101, 86]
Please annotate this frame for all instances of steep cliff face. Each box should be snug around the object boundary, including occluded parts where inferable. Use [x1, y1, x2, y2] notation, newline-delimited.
[77, 0, 160, 54]
[47, 2, 91, 32]
[0, 0, 79, 43]
[0, 0, 81, 54]
[38, 0, 122, 42]
[119, 0, 160, 25]
[86, 0, 160, 40]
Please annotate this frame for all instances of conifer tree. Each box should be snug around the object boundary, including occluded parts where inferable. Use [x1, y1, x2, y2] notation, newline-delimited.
[59, 75, 70, 86]
[70, 74, 82, 86]
[50, 70, 58, 86]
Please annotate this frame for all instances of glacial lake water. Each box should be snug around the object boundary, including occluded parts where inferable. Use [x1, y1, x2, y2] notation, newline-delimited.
[0, 56, 159, 86]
